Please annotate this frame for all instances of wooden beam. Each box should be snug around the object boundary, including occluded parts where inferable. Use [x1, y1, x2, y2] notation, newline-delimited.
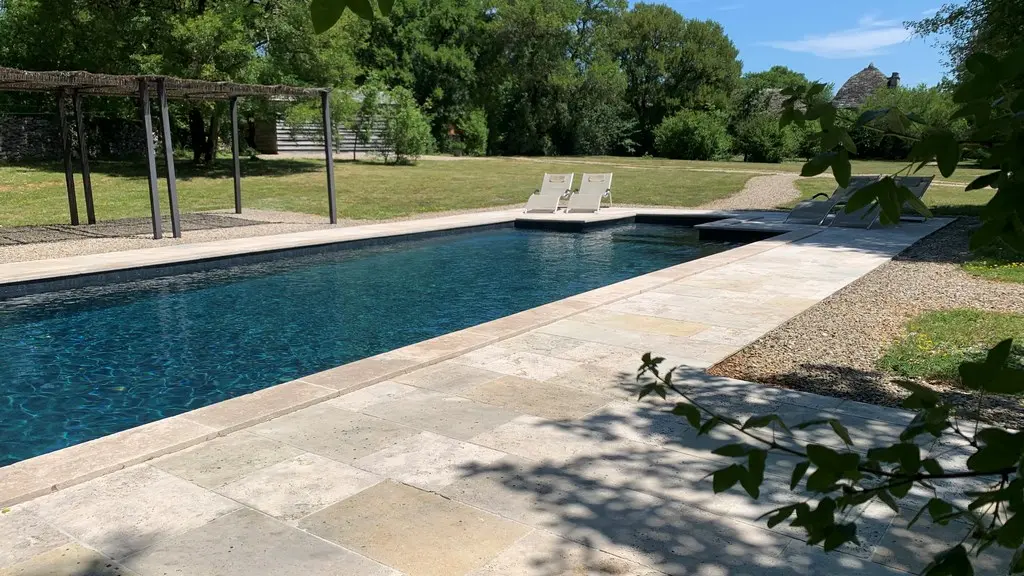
[73, 90, 96, 224]
[321, 90, 337, 225]
[138, 80, 163, 240]
[56, 89, 79, 225]
[230, 96, 242, 214]
[156, 79, 182, 238]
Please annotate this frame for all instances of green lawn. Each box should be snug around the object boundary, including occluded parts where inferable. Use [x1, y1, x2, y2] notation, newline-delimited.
[878, 309, 1024, 384]
[0, 157, 753, 227]
[789, 177, 995, 215]
[963, 242, 1024, 283]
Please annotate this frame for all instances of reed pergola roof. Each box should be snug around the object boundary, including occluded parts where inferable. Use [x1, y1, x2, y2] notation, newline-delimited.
[0, 67, 326, 99]
[0, 67, 337, 240]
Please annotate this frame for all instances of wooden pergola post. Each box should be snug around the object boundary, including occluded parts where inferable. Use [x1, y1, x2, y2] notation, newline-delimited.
[72, 90, 96, 224]
[156, 79, 182, 238]
[230, 96, 242, 214]
[321, 90, 337, 225]
[138, 79, 163, 240]
[56, 88, 79, 225]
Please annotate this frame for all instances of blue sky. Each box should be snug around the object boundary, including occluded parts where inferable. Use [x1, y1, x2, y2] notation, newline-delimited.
[660, 0, 951, 88]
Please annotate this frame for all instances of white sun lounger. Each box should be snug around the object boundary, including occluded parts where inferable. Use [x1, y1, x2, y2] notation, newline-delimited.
[785, 176, 881, 225]
[524, 173, 574, 213]
[565, 173, 613, 213]
[830, 175, 935, 229]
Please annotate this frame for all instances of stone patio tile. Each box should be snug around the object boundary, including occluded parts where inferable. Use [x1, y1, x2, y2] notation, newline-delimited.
[361, 389, 519, 440]
[328, 381, 418, 411]
[461, 375, 610, 420]
[577, 311, 709, 338]
[300, 481, 531, 576]
[181, 380, 336, 432]
[471, 415, 630, 463]
[454, 347, 582, 381]
[468, 529, 665, 576]
[382, 328, 495, 362]
[775, 546, 912, 576]
[0, 508, 70, 568]
[218, 453, 382, 521]
[124, 508, 398, 576]
[22, 465, 239, 560]
[688, 325, 765, 347]
[354, 432, 506, 491]
[870, 507, 1012, 574]
[542, 365, 643, 399]
[393, 361, 505, 394]
[549, 341, 642, 364]
[151, 431, 304, 489]
[500, 332, 592, 357]
[544, 487, 789, 575]
[0, 544, 135, 576]
[300, 356, 419, 391]
[250, 404, 419, 463]
[832, 399, 917, 426]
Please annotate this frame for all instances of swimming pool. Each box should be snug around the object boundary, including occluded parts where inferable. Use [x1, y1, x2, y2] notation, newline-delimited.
[0, 223, 736, 465]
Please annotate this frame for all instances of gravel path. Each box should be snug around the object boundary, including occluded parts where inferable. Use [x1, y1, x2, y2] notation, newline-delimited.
[711, 218, 1024, 426]
[698, 173, 801, 210]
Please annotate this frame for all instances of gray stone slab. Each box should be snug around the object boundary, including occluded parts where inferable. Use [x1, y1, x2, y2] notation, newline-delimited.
[0, 508, 70, 568]
[300, 481, 531, 576]
[151, 431, 304, 489]
[393, 361, 505, 394]
[354, 432, 506, 491]
[461, 375, 610, 421]
[250, 403, 419, 462]
[454, 346, 582, 381]
[218, 453, 382, 521]
[0, 544, 136, 576]
[360, 389, 519, 440]
[870, 507, 1012, 574]
[468, 529, 665, 576]
[328, 381, 419, 412]
[22, 465, 239, 560]
[124, 508, 398, 576]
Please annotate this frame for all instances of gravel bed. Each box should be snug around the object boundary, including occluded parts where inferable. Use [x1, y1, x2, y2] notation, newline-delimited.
[710, 218, 1024, 427]
[698, 174, 800, 210]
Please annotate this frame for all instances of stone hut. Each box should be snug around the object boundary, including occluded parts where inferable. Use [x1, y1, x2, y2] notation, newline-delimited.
[833, 63, 900, 109]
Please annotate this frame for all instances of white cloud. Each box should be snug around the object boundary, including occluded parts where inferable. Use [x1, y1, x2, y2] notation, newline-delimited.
[763, 13, 912, 59]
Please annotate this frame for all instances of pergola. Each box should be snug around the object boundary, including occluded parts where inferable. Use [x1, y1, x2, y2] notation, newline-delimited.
[0, 67, 338, 239]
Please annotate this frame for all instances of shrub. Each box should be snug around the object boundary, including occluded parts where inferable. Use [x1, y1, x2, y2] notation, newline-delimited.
[733, 113, 800, 163]
[460, 109, 488, 156]
[377, 87, 433, 164]
[654, 110, 731, 160]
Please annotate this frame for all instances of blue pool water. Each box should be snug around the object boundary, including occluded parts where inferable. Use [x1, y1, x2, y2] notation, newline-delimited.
[0, 223, 735, 465]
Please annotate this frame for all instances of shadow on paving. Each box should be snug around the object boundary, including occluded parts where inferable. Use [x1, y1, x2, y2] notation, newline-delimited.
[452, 366, 1011, 575]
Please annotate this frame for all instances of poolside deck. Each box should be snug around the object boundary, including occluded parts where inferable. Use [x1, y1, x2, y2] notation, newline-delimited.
[0, 212, 1002, 576]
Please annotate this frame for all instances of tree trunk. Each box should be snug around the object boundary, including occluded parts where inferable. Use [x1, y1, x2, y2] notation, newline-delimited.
[203, 109, 221, 164]
[189, 108, 205, 163]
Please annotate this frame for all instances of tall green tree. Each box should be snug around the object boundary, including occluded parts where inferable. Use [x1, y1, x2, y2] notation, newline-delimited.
[672, 19, 741, 112]
[911, 0, 1024, 72]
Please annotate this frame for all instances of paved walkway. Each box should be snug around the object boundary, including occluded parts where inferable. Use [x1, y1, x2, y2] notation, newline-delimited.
[3, 217, 1007, 576]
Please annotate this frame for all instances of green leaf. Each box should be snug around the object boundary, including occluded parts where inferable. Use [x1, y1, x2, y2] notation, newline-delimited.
[967, 443, 1022, 473]
[966, 171, 1002, 191]
[876, 490, 900, 513]
[998, 513, 1024, 549]
[934, 131, 961, 178]
[310, 0, 348, 33]
[713, 444, 753, 458]
[671, 403, 701, 428]
[801, 153, 836, 178]
[832, 149, 851, 189]
[839, 130, 858, 154]
[822, 523, 859, 552]
[743, 450, 767, 498]
[806, 83, 827, 99]
[765, 505, 796, 528]
[927, 498, 955, 525]
[790, 461, 810, 490]
[712, 465, 746, 493]
[1012, 547, 1024, 574]
[828, 419, 854, 446]
[896, 380, 941, 409]
[347, 0, 376, 19]
[854, 109, 888, 128]
[793, 418, 831, 431]
[698, 416, 723, 436]
[922, 458, 944, 476]
[922, 545, 973, 576]
[376, 0, 395, 16]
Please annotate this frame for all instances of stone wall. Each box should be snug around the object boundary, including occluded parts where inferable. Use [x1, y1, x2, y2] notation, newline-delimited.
[0, 114, 146, 161]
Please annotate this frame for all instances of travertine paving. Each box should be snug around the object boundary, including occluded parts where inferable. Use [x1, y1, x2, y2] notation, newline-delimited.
[4, 216, 1007, 576]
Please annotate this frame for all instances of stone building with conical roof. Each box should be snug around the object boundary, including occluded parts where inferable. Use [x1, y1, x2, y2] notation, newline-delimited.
[833, 64, 901, 109]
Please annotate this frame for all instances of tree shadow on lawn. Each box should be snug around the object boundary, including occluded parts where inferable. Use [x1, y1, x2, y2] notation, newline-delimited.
[450, 366, 996, 575]
[2, 157, 332, 181]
